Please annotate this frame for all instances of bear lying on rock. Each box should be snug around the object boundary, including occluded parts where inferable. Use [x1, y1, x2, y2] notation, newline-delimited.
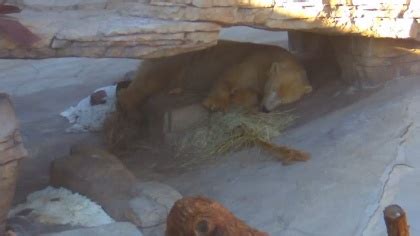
[117, 40, 312, 116]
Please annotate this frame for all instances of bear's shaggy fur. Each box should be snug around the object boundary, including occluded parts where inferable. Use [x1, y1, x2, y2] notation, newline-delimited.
[202, 47, 312, 112]
[117, 40, 312, 117]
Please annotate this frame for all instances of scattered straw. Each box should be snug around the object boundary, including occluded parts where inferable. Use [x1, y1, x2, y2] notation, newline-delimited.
[176, 109, 296, 158]
[104, 106, 308, 165]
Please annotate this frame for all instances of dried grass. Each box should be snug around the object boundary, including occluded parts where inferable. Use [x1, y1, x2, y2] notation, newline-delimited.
[104, 107, 308, 165]
[176, 109, 296, 158]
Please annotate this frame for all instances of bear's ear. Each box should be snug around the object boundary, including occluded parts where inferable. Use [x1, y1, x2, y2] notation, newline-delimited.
[304, 85, 313, 94]
[269, 62, 281, 75]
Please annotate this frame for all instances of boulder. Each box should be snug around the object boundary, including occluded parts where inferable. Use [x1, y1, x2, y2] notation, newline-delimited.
[0, 93, 27, 235]
[50, 145, 182, 228]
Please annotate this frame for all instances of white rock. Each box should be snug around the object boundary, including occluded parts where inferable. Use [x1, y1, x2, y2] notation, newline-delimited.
[9, 186, 115, 227]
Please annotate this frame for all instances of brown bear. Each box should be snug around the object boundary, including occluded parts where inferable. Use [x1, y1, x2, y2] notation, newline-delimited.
[202, 48, 312, 112]
[117, 40, 312, 117]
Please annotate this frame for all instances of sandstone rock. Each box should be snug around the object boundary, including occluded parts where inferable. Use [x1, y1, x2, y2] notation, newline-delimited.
[0, 9, 220, 59]
[0, 161, 19, 235]
[1, 0, 420, 88]
[1, 0, 420, 59]
[113, 0, 420, 40]
[50, 145, 142, 225]
[50, 145, 182, 228]
[332, 35, 420, 88]
[41, 222, 143, 236]
[0, 94, 27, 236]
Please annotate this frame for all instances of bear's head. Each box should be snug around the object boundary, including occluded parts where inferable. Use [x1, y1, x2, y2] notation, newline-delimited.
[261, 61, 312, 112]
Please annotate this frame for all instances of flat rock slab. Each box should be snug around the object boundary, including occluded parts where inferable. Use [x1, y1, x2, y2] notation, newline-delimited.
[1, 0, 418, 59]
[0, 9, 220, 59]
[41, 222, 143, 236]
[10, 0, 420, 41]
[116, 1, 420, 41]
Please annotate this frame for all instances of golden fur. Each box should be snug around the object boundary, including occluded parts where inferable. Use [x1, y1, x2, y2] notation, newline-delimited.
[117, 40, 312, 117]
[115, 41, 312, 162]
[202, 49, 312, 112]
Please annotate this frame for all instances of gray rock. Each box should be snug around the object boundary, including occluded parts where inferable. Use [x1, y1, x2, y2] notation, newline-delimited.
[129, 197, 167, 228]
[129, 182, 182, 228]
[41, 222, 142, 236]
[134, 181, 183, 212]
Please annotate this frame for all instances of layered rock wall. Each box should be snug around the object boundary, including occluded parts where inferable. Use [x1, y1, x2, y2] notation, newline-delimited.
[127, 0, 420, 41]
[0, 0, 221, 59]
[1, 0, 419, 59]
[0, 0, 419, 86]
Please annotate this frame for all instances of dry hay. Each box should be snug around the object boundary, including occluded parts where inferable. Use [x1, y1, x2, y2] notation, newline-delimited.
[177, 109, 310, 165]
[103, 105, 309, 165]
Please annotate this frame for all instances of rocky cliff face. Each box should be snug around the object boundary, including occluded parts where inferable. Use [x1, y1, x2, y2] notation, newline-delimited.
[0, 0, 221, 58]
[0, 0, 419, 86]
[130, 0, 420, 40]
[0, 0, 419, 59]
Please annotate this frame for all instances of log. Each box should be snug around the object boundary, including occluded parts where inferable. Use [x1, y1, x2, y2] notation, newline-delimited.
[166, 196, 268, 236]
[384, 204, 410, 236]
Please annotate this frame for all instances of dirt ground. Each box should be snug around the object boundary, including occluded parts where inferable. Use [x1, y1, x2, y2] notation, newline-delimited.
[2, 27, 419, 236]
